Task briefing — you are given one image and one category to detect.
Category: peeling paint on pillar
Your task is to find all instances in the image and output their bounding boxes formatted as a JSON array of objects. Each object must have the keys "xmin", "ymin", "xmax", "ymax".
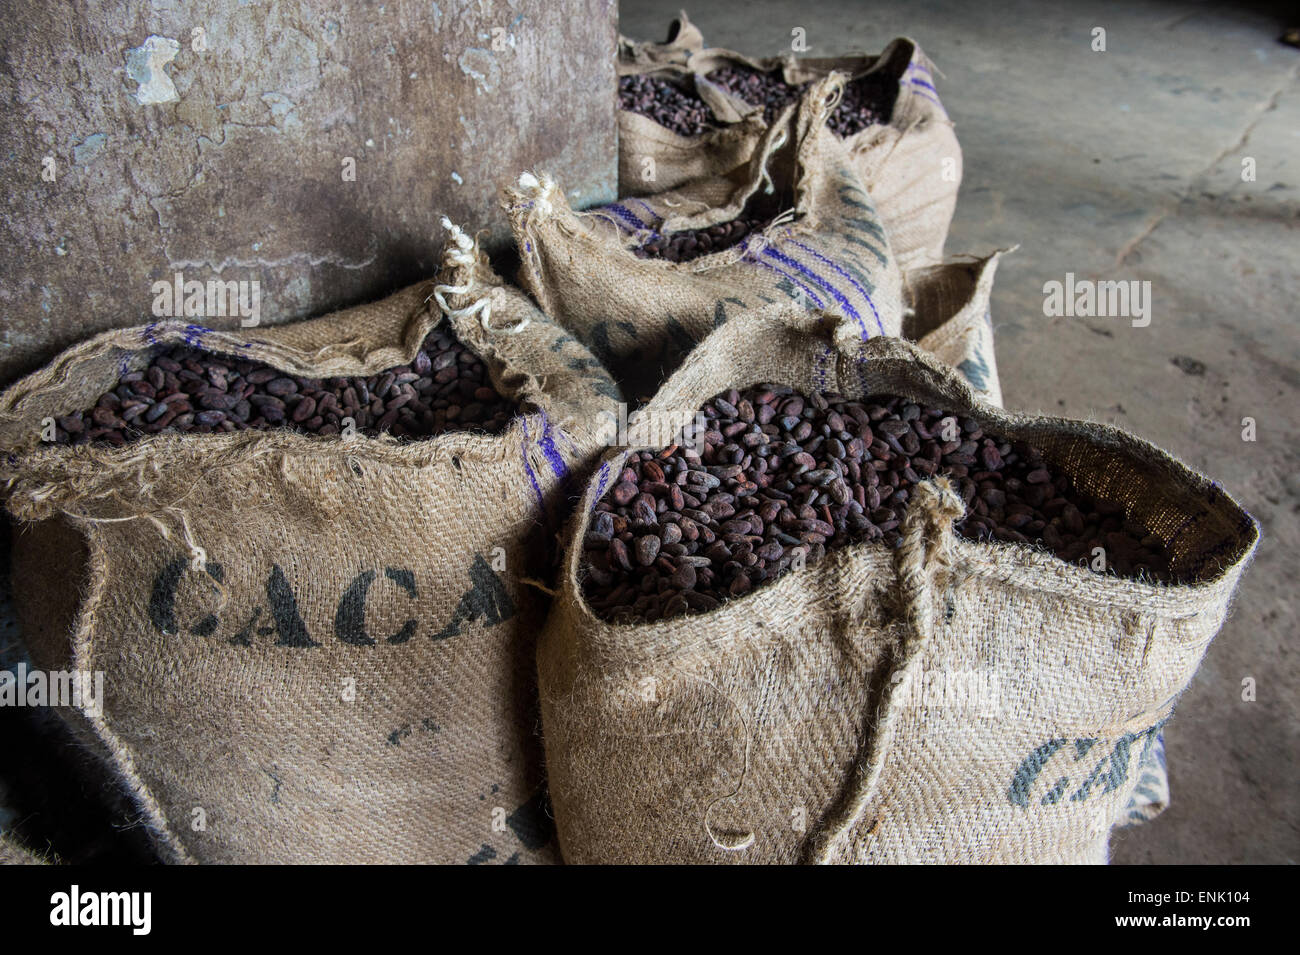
[
  {"xmin": 0, "ymin": 0, "xmax": 618, "ymax": 382},
  {"xmin": 125, "ymin": 36, "xmax": 181, "ymax": 105}
]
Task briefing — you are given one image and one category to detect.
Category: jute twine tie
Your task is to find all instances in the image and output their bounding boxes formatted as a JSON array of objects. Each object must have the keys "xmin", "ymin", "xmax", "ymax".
[{"xmin": 807, "ymin": 477, "xmax": 965, "ymax": 864}]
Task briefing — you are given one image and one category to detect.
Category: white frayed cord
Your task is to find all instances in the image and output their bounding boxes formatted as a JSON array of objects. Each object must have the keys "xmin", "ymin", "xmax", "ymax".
[
  {"xmin": 516, "ymin": 171, "xmax": 560, "ymax": 217},
  {"xmin": 737, "ymin": 207, "xmax": 799, "ymax": 263},
  {"xmin": 759, "ymin": 127, "xmax": 789, "ymax": 196},
  {"xmin": 430, "ymin": 216, "xmax": 529, "ymax": 335}
]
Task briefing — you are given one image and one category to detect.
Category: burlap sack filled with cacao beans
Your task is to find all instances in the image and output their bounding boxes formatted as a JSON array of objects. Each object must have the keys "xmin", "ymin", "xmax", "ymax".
[
  {"xmin": 537, "ymin": 310, "xmax": 1257, "ymax": 864},
  {"xmin": 511, "ymin": 75, "xmax": 904, "ymax": 393},
  {"xmin": 620, "ymin": 37, "xmax": 958, "ymax": 271},
  {"xmin": 0, "ymin": 224, "xmax": 619, "ymax": 865},
  {"xmin": 617, "ymin": 12, "xmax": 768, "ymax": 198}
]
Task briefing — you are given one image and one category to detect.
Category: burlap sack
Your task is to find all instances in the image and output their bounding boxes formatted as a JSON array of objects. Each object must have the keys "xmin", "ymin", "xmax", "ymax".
[
  {"xmin": 618, "ymin": 37, "xmax": 958, "ymax": 270},
  {"xmin": 0, "ymin": 223, "xmax": 619, "ymax": 865},
  {"xmin": 511, "ymin": 76, "xmax": 904, "ymax": 394},
  {"xmin": 903, "ymin": 252, "xmax": 1003, "ymax": 407},
  {"xmin": 616, "ymin": 10, "xmax": 705, "ymax": 76},
  {"xmin": 695, "ymin": 38, "xmax": 960, "ymax": 270},
  {"xmin": 616, "ymin": 15, "xmax": 761, "ymax": 196},
  {"xmin": 537, "ymin": 310, "xmax": 1258, "ymax": 864},
  {"xmin": 619, "ymin": 109, "xmax": 769, "ymax": 205}
]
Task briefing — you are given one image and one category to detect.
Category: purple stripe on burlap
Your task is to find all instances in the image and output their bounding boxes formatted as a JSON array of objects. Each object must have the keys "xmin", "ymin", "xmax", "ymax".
[
  {"xmin": 630, "ymin": 198, "xmax": 661, "ymax": 223},
  {"xmin": 785, "ymin": 238, "xmax": 885, "ymax": 336},
  {"xmin": 855, "ymin": 354, "xmax": 870, "ymax": 396},
  {"xmin": 815, "ymin": 345, "xmax": 833, "ymax": 391},
  {"xmin": 908, "ymin": 81, "xmax": 944, "ymax": 110},
  {"xmin": 760, "ymin": 246, "xmax": 867, "ymax": 339},
  {"xmin": 605, "ymin": 202, "xmax": 649, "ymax": 231},
  {"xmin": 751, "ymin": 257, "xmax": 827, "ymax": 308},
  {"xmin": 537, "ymin": 410, "xmax": 568, "ymax": 481},
  {"xmin": 590, "ymin": 461, "xmax": 613, "ymax": 510}
]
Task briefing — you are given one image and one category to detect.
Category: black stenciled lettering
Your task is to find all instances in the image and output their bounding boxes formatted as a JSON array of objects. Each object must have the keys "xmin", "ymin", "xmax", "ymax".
[
  {"xmin": 432, "ymin": 553, "xmax": 515, "ymax": 641},
  {"xmin": 334, "ymin": 568, "xmax": 419, "ymax": 645},
  {"xmin": 266, "ymin": 564, "xmax": 318, "ymax": 647},
  {"xmin": 148, "ymin": 554, "xmax": 224, "ymax": 636}
]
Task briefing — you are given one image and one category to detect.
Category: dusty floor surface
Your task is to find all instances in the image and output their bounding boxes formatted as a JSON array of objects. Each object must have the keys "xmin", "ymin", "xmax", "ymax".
[{"xmin": 621, "ymin": 0, "xmax": 1299, "ymax": 864}]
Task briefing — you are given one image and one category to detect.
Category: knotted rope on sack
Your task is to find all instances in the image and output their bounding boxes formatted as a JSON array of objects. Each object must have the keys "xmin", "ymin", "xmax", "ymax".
[{"xmin": 806, "ymin": 476, "xmax": 965, "ymax": 864}]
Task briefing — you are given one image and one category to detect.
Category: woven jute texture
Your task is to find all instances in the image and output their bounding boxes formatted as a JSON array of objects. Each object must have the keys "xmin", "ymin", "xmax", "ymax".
[
  {"xmin": 511, "ymin": 76, "xmax": 904, "ymax": 394},
  {"xmin": 901, "ymin": 253, "xmax": 1187, "ymax": 826},
  {"xmin": 537, "ymin": 309, "xmax": 1258, "ymax": 864},
  {"xmin": 0, "ymin": 229, "xmax": 619, "ymax": 865},
  {"xmin": 616, "ymin": 10, "xmax": 705, "ymax": 76},
  {"xmin": 619, "ymin": 37, "xmax": 959, "ymax": 270},
  {"xmin": 903, "ymin": 252, "xmax": 1004, "ymax": 407},
  {"xmin": 0, "ymin": 833, "xmax": 48, "ymax": 865}
]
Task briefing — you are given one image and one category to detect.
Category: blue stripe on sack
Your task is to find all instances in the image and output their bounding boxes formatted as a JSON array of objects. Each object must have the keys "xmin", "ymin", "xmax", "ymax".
[
  {"xmin": 630, "ymin": 198, "xmax": 661, "ymax": 223},
  {"xmin": 752, "ymin": 257, "xmax": 827, "ymax": 308},
  {"xmin": 906, "ymin": 76, "xmax": 945, "ymax": 110},
  {"xmin": 519, "ymin": 416, "xmax": 545, "ymax": 507},
  {"xmin": 837, "ymin": 192, "xmax": 873, "ymax": 212},
  {"xmin": 840, "ymin": 213, "xmax": 887, "ymax": 243},
  {"xmin": 904, "ymin": 62, "xmax": 946, "ymax": 111},
  {"xmin": 842, "ymin": 233, "xmax": 890, "ymax": 266},
  {"xmin": 854, "ymin": 354, "xmax": 870, "ymax": 396},
  {"xmin": 837, "ymin": 257, "xmax": 878, "ymax": 297},
  {"xmin": 907, "ymin": 73, "xmax": 939, "ymax": 94},
  {"xmin": 814, "ymin": 345, "xmax": 833, "ymax": 391},
  {"xmin": 184, "ymin": 324, "xmax": 219, "ymax": 347},
  {"xmin": 537, "ymin": 410, "xmax": 568, "ymax": 481},
  {"xmin": 785, "ymin": 239, "xmax": 885, "ymax": 336},
  {"xmin": 761, "ymin": 245, "xmax": 869, "ymax": 340},
  {"xmin": 605, "ymin": 202, "xmax": 649, "ymax": 231},
  {"xmin": 910, "ymin": 84, "xmax": 944, "ymax": 108},
  {"xmin": 590, "ymin": 461, "xmax": 612, "ymax": 509}
]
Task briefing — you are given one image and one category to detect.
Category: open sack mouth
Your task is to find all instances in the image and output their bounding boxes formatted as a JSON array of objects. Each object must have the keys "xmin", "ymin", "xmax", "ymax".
[
  {"xmin": 705, "ymin": 64, "xmax": 897, "ymax": 134},
  {"xmin": 29, "ymin": 325, "xmax": 518, "ymax": 451},
  {"xmin": 629, "ymin": 188, "xmax": 793, "ymax": 263},
  {"xmin": 619, "ymin": 63, "xmax": 898, "ymax": 140},
  {"xmin": 618, "ymin": 72, "xmax": 717, "ymax": 137},
  {"xmin": 579, "ymin": 384, "xmax": 1253, "ymax": 624}
]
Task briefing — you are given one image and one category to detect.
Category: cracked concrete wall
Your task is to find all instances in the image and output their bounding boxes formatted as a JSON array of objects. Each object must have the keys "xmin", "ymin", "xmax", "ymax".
[{"xmin": 0, "ymin": 0, "xmax": 617, "ymax": 383}]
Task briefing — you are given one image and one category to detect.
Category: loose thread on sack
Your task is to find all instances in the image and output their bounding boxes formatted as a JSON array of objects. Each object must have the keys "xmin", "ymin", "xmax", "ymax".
[
  {"xmin": 68, "ymin": 504, "xmax": 232, "ymax": 618},
  {"xmin": 807, "ymin": 477, "xmax": 964, "ymax": 864},
  {"xmin": 510, "ymin": 171, "xmax": 566, "ymax": 284},
  {"xmin": 758, "ymin": 126, "xmax": 791, "ymax": 196},
  {"xmin": 519, "ymin": 577, "xmax": 558, "ymax": 597},
  {"xmin": 432, "ymin": 216, "xmax": 529, "ymax": 335},
  {"xmin": 666, "ymin": 667, "xmax": 758, "ymax": 853}
]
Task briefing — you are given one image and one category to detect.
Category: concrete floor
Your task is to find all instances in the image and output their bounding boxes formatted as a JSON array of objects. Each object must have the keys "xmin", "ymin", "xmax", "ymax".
[{"xmin": 621, "ymin": 0, "xmax": 1299, "ymax": 863}]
